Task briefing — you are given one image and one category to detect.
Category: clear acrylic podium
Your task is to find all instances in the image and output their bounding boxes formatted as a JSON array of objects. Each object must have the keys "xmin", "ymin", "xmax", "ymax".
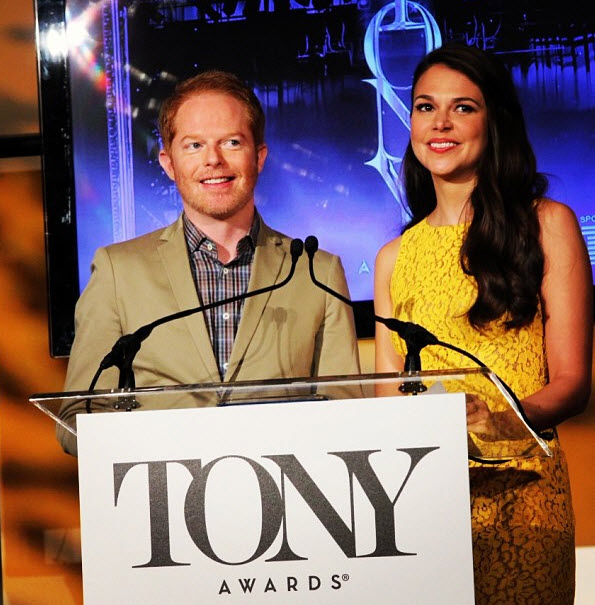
[
  {"xmin": 29, "ymin": 368, "xmax": 553, "ymax": 605},
  {"xmin": 30, "ymin": 368, "xmax": 551, "ymax": 462}
]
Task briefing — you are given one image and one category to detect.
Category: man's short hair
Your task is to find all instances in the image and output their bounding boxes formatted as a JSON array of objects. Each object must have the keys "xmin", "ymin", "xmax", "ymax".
[{"xmin": 158, "ymin": 70, "xmax": 265, "ymax": 151}]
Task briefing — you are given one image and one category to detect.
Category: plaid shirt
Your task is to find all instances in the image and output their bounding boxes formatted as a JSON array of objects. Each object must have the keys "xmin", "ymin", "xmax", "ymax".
[{"xmin": 183, "ymin": 212, "xmax": 259, "ymax": 380}]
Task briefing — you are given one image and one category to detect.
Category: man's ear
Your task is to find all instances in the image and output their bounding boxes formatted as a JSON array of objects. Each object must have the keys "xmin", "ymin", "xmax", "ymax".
[
  {"xmin": 158, "ymin": 149, "xmax": 176, "ymax": 181},
  {"xmin": 257, "ymin": 143, "xmax": 268, "ymax": 174}
]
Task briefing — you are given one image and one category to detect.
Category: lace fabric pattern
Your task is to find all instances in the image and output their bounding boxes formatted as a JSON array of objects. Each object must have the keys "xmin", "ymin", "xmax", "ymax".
[{"xmin": 389, "ymin": 218, "xmax": 575, "ymax": 604}]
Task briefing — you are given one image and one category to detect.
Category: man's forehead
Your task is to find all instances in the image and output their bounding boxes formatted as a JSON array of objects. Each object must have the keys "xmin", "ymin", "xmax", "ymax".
[
  {"xmin": 173, "ymin": 92, "xmax": 250, "ymax": 129},
  {"xmin": 178, "ymin": 90, "xmax": 247, "ymax": 114}
]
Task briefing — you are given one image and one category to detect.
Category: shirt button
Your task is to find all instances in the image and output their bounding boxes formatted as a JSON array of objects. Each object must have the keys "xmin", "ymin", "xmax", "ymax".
[
  {"xmin": 223, "ymin": 362, "xmax": 229, "ymax": 370},
  {"xmin": 222, "ymin": 267, "xmax": 229, "ymax": 275},
  {"xmin": 222, "ymin": 312, "xmax": 230, "ymax": 320},
  {"xmin": 206, "ymin": 243, "xmax": 213, "ymax": 251}
]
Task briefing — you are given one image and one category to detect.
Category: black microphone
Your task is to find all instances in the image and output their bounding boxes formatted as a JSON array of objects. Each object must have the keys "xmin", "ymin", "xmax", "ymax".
[
  {"xmin": 87, "ymin": 238, "xmax": 305, "ymax": 394},
  {"xmin": 304, "ymin": 236, "xmax": 549, "ymax": 455},
  {"xmin": 304, "ymin": 236, "xmax": 440, "ymax": 380},
  {"xmin": 303, "ymin": 235, "xmax": 501, "ymax": 396}
]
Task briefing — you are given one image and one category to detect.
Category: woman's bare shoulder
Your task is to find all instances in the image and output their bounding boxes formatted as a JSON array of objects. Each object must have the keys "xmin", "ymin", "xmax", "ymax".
[
  {"xmin": 375, "ymin": 236, "xmax": 402, "ymax": 271},
  {"xmin": 535, "ymin": 198, "xmax": 589, "ymax": 280},
  {"xmin": 535, "ymin": 198, "xmax": 580, "ymax": 231}
]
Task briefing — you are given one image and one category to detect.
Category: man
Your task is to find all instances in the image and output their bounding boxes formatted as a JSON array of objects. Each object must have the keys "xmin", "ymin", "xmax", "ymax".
[{"xmin": 58, "ymin": 70, "xmax": 360, "ymax": 455}]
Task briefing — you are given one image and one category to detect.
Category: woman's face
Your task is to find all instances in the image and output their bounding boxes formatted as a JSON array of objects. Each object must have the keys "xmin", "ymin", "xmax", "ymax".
[{"xmin": 410, "ymin": 64, "xmax": 488, "ymax": 186}]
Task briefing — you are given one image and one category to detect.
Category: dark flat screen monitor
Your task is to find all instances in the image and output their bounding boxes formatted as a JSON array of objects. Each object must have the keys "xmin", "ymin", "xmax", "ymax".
[{"xmin": 36, "ymin": 0, "xmax": 595, "ymax": 356}]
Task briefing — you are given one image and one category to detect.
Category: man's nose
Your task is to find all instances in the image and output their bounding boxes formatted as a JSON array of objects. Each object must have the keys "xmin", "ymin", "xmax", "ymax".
[{"xmin": 204, "ymin": 143, "xmax": 223, "ymax": 166}]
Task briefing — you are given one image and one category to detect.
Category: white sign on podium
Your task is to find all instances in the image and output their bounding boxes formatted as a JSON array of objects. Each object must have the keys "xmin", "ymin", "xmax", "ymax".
[{"xmin": 77, "ymin": 394, "xmax": 474, "ymax": 604}]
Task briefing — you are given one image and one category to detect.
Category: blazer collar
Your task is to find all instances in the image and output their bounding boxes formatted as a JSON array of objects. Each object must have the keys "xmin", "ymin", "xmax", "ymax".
[
  {"xmin": 225, "ymin": 218, "xmax": 286, "ymax": 381},
  {"xmin": 157, "ymin": 216, "xmax": 220, "ymax": 382},
  {"xmin": 156, "ymin": 215, "xmax": 287, "ymax": 384}
]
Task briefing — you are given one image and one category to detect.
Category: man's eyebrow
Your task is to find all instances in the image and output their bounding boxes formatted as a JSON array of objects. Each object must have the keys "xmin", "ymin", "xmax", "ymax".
[{"xmin": 179, "ymin": 132, "xmax": 247, "ymax": 140}]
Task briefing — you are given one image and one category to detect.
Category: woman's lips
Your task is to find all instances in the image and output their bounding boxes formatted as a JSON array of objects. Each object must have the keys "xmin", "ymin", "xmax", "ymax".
[{"xmin": 428, "ymin": 140, "xmax": 458, "ymax": 153}]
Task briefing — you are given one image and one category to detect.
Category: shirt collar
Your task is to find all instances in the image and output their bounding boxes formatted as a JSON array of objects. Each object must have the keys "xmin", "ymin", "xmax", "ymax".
[{"xmin": 183, "ymin": 210, "xmax": 260, "ymax": 257}]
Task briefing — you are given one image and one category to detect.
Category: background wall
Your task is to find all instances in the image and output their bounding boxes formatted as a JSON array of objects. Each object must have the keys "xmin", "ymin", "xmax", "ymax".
[
  {"xmin": 0, "ymin": 3, "xmax": 593, "ymax": 604},
  {"xmin": 0, "ymin": 4, "xmax": 82, "ymax": 604}
]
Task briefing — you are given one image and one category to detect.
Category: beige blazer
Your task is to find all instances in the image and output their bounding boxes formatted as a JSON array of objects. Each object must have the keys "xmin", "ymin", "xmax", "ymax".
[{"xmin": 58, "ymin": 215, "xmax": 360, "ymax": 454}]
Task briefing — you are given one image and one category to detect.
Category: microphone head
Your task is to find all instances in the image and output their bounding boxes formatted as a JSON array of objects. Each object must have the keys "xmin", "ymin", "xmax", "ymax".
[
  {"xmin": 290, "ymin": 238, "xmax": 304, "ymax": 260},
  {"xmin": 304, "ymin": 235, "xmax": 319, "ymax": 258}
]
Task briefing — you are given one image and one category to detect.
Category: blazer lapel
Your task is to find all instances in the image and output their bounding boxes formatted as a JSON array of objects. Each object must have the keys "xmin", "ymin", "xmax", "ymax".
[
  {"xmin": 157, "ymin": 217, "xmax": 220, "ymax": 382},
  {"xmin": 225, "ymin": 221, "xmax": 285, "ymax": 381}
]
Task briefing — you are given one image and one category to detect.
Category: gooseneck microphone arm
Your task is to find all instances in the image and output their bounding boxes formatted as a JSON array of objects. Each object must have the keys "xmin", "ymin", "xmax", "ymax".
[
  {"xmin": 304, "ymin": 235, "xmax": 447, "ymax": 374},
  {"xmin": 305, "ymin": 235, "xmax": 549, "ymax": 455},
  {"xmin": 88, "ymin": 238, "xmax": 305, "ymax": 392},
  {"xmin": 303, "ymin": 235, "xmax": 531, "ymax": 408}
]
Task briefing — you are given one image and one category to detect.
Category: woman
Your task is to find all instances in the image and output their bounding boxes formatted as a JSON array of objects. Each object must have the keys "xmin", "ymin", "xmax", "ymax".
[{"xmin": 374, "ymin": 43, "xmax": 592, "ymax": 604}]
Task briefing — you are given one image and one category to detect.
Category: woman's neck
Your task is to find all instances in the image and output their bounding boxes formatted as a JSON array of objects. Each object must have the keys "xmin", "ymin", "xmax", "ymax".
[{"xmin": 429, "ymin": 178, "xmax": 475, "ymax": 226}]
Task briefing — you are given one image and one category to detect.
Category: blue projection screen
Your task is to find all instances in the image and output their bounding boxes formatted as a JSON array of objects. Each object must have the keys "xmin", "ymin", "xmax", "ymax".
[{"xmin": 40, "ymin": 0, "xmax": 595, "ymax": 355}]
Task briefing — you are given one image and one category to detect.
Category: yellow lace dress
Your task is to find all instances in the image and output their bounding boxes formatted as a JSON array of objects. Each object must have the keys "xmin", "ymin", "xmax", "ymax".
[{"xmin": 389, "ymin": 218, "xmax": 575, "ymax": 605}]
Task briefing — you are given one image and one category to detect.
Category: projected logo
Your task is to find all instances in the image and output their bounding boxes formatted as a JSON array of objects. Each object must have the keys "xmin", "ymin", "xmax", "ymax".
[{"xmin": 364, "ymin": 1, "xmax": 441, "ymax": 223}]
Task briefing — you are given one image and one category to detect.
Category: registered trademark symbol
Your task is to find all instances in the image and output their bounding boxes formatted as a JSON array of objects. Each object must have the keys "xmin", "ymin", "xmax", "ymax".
[{"xmin": 342, "ymin": 574, "xmax": 350, "ymax": 582}]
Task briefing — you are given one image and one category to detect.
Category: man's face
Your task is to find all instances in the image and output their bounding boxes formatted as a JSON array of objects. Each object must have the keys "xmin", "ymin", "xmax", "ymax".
[{"xmin": 159, "ymin": 91, "xmax": 267, "ymax": 223}]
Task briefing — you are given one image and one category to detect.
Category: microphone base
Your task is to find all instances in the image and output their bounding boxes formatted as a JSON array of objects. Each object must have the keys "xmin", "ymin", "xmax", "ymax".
[{"xmin": 398, "ymin": 379, "xmax": 428, "ymax": 394}]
